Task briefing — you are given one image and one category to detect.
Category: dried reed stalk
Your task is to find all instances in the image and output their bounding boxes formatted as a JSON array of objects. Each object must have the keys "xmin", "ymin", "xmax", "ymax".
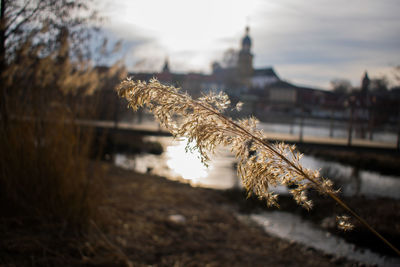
[{"xmin": 117, "ymin": 78, "xmax": 400, "ymax": 256}]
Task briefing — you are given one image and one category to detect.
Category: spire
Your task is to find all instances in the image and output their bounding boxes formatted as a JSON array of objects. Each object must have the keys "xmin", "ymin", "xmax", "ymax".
[
  {"xmin": 162, "ymin": 57, "xmax": 170, "ymax": 73},
  {"xmin": 241, "ymin": 26, "xmax": 252, "ymax": 52},
  {"xmin": 361, "ymin": 71, "xmax": 370, "ymax": 93},
  {"xmin": 238, "ymin": 26, "xmax": 254, "ymax": 86}
]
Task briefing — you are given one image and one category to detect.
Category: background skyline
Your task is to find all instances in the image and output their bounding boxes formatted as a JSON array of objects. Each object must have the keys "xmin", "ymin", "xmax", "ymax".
[{"xmin": 97, "ymin": 0, "xmax": 400, "ymax": 90}]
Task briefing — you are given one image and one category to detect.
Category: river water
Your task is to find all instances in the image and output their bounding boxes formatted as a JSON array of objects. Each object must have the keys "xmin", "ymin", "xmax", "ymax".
[
  {"xmin": 115, "ymin": 136, "xmax": 400, "ymax": 199},
  {"xmin": 114, "ymin": 135, "xmax": 400, "ymax": 266}
]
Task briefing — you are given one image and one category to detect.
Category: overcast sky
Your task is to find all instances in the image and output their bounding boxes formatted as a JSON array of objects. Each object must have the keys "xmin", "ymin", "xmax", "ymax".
[{"xmin": 97, "ymin": 0, "xmax": 400, "ymax": 89}]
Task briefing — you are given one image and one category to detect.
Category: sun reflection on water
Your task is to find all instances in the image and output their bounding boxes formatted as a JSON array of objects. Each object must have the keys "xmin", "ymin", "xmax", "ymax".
[{"xmin": 166, "ymin": 139, "xmax": 210, "ymax": 184}]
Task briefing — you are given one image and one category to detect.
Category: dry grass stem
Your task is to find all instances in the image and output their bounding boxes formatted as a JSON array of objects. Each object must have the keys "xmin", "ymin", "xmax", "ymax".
[{"xmin": 116, "ymin": 78, "xmax": 400, "ymax": 256}]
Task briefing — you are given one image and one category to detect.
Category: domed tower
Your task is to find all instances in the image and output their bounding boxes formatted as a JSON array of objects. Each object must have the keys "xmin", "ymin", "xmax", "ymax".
[
  {"xmin": 237, "ymin": 26, "xmax": 254, "ymax": 85},
  {"xmin": 241, "ymin": 26, "xmax": 252, "ymax": 53}
]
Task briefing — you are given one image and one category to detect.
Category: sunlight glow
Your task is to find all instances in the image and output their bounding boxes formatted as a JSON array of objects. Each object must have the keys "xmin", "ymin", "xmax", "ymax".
[
  {"xmin": 166, "ymin": 139, "xmax": 209, "ymax": 183},
  {"xmin": 116, "ymin": 0, "xmax": 260, "ymax": 48},
  {"xmin": 104, "ymin": 0, "xmax": 263, "ymax": 72}
]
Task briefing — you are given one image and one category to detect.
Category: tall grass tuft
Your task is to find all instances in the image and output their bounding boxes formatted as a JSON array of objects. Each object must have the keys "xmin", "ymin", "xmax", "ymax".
[
  {"xmin": 0, "ymin": 34, "xmax": 104, "ymax": 233},
  {"xmin": 0, "ymin": 111, "xmax": 101, "ymax": 231},
  {"xmin": 117, "ymin": 78, "xmax": 400, "ymax": 256}
]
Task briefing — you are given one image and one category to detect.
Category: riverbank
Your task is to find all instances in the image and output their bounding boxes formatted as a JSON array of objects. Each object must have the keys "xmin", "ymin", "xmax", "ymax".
[
  {"xmin": 99, "ymin": 163, "xmax": 356, "ymax": 266},
  {"xmin": 1, "ymin": 162, "xmax": 357, "ymax": 266},
  {"xmin": 223, "ymin": 188, "xmax": 400, "ymax": 259},
  {"xmin": 302, "ymin": 147, "xmax": 400, "ymax": 177}
]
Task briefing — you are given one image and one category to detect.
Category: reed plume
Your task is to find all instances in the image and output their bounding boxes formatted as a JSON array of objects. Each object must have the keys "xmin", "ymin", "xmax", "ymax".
[{"xmin": 117, "ymin": 78, "xmax": 399, "ymax": 256}]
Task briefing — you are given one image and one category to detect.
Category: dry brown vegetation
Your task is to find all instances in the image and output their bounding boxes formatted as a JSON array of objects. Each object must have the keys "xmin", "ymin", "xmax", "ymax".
[
  {"xmin": 0, "ymin": 24, "xmax": 105, "ymax": 223},
  {"xmin": 0, "ymin": 1, "xmax": 126, "ymax": 264},
  {"xmin": 0, "ymin": 34, "xmax": 107, "ymax": 266}
]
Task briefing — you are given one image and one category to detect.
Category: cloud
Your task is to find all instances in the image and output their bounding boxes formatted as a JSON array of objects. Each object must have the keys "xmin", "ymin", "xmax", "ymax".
[
  {"xmin": 96, "ymin": 0, "xmax": 400, "ymax": 89},
  {"xmin": 250, "ymin": 0, "xmax": 400, "ymax": 88}
]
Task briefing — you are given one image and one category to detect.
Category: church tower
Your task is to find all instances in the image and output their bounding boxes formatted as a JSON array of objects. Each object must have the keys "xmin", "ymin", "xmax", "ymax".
[{"xmin": 237, "ymin": 26, "xmax": 254, "ymax": 85}]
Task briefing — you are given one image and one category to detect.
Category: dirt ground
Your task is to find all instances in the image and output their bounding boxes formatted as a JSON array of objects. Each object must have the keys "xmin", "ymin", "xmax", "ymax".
[
  {"xmin": 97, "ymin": 163, "xmax": 358, "ymax": 266},
  {"xmin": 3, "ymin": 162, "xmax": 398, "ymax": 266}
]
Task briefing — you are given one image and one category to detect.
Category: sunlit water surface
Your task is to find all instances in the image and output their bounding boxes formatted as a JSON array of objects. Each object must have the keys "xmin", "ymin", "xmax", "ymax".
[
  {"xmin": 115, "ymin": 137, "xmax": 237, "ymax": 189},
  {"xmin": 116, "ymin": 136, "xmax": 400, "ymax": 199}
]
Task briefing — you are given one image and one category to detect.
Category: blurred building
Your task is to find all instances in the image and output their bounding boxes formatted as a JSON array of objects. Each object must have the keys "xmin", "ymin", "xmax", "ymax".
[
  {"xmin": 136, "ymin": 27, "xmax": 339, "ymax": 120},
  {"xmin": 125, "ymin": 27, "xmax": 399, "ymax": 125}
]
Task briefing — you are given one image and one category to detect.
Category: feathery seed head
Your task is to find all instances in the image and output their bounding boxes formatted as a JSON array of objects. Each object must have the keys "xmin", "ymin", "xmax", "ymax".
[{"xmin": 116, "ymin": 78, "xmax": 338, "ymax": 210}]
